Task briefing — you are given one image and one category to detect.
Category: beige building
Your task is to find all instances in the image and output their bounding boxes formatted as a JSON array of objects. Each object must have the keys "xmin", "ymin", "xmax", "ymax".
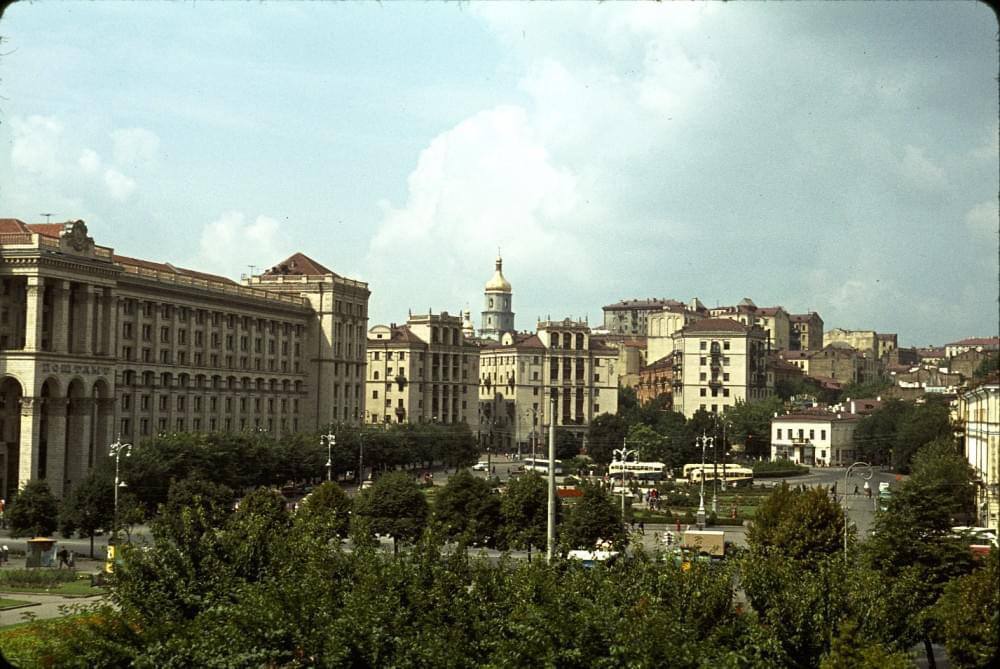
[
  {"xmin": 945, "ymin": 337, "xmax": 1000, "ymax": 359},
  {"xmin": 957, "ymin": 379, "xmax": 999, "ymax": 532},
  {"xmin": 789, "ymin": 312, "xmax": 824, "ymax": 351},
  {"xmin": 771, "ymin": 411, "xmax": 859, "ymax": 466},
  {"xmin": 807, "ymin": 344, "xmax": 862, "ymax": 385},
  {"xmin": 876, "ymin": 333, "xmax": 898, "ymax": 360},
  {"xmin": 603, "ymin": 298, "xmax": 696, "ymax": 336},
  {"xmin": 636, "ymin": 355, "xmax": 673, "ymax": 406},
  {"xmin": 824, "ymin": 328, "xmax": 878, "ymax": 357},
  {"xmin": 0, "ymin": 218, "xmax": 368, "ymax": 498},
  {"xmin": 478, "ymin": 319, "xmax": 619, "ymax": 455},
  {"xmin": 366, "ymin": 312, "xmax": 479, "ymax": 428},
  {"xmin": 645, "ymin": 300, "xmax": 706, "ymax": 364},
  {"xmin": 670, "ymin": 318, "xmax": 771, "ymax": 418}
]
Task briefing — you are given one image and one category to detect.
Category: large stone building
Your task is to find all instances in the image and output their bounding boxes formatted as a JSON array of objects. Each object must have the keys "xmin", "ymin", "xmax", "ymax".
[
  {"xmin": 0, "ymin": 218, "xmax": 368, "ymax": 499},
  {"xmin": 478, "ymin": 319, "xmax": 619, "ymax": 455},
  {"xmin": 602, "ymin": 298, "xmax": 692, "ymax": 336},
  {"xmin": 957, "ymin": 377, "xmax": 999, "ymax": 532},
  {"xmin": 945, "ymin": 336, "xmax": 1000, "ymax": 359},
  {"xmin": 645, "ymin": 299, "xmax": 707, "ymax": 363},
  {"xmin": 789, "ymin": 312, "xmax": 824, "ymax": 351},
  {"xmin": 479, "ymin": 256, "xmax": 514, "ymax": 340},
  {"xmin": 365, "ymin": 312, "xmax": 480, "ymax": 428},
  {"xmin": 770, "ymin": 410, "xmax": 859, "ymax": 466},
  {"xmin": 670, "ymin": 318, "xmax": 770, "ymax": 418},
  {"xmin": 823, "ymin": 328, "xmax": 878, "ymax": 357},
  {"xmin": 636, "ymin": 355, "xmax": 673, "ymax": 406},
  {"xmin": 709, "ymin": 299, "xmax": 791, "ymax": 352}
]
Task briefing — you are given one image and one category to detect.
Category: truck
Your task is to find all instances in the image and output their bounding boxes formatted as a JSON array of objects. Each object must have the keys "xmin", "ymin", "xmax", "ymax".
[{"xmin": 679, "ymin": 530, "xmax": 726, "ymax": 558}]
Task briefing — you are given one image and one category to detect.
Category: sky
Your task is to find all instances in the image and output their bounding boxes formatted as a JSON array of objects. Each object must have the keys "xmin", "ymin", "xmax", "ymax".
[{"xmin": 0, "ymin": 1, "xmax": 997, "ymax": 347}]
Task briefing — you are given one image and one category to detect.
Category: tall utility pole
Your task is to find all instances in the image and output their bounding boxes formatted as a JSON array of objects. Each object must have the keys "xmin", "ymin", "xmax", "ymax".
[
  {"xmin": 697, "ymin": 432, "xmax": 712, "ymax": 530},
  {"xmin": 712, "ymin": 423, "xmax": 719, "ymax": 514},
  {"xmin": 546, "ymin": 388, "xmax": 557, "ymax": 562}
]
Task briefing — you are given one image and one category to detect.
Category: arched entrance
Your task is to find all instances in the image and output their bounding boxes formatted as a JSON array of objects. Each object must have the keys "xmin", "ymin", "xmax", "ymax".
[{"xmin": 0, "ymin": 377, "xmax": 24, "ymax": 499}]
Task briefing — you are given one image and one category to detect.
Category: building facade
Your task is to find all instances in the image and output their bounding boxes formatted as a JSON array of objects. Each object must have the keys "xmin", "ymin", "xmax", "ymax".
[
  {"xmin": 603, "ymin": 298, "xmax": 694, "ymax": 336},
  {"xmin": 670, "ymin": 318, "xmax": 770, "ymax": 418},
  {"xmin": 958, "ymin": 379, "xmax": 999, "ymax": 532},
  {"xmin": 478, "ymin": 319, "xmax": 619, "ymax": 455},
  {"xmin": 645, "ymin": 300, "xmax": 706, "ymax": 364},
  {"xmin": 479, "ymin": 256, "xmax": 514, "ymax": 340},
  {"xmin": 823, "ymin": 328, "xmax": 879, "ymax": 357},
  {"xmin": 789, "ymin": 312, "xmax": 824, "ymax": 351},
  {"xmin": 945, "ymin": 337, "xmax": 1000, "ymax": 359},
  {"xmin": 770, "ymin": 411, "xmax": 859, "ymax": 466},
  {"xmin": 366, "ymin": 312, "xmax": 480, "ymax": 428},
  {"xmin": 0, "ymin": 218, "xmax": 368, "ymax": 498},
  {"xmin": 636, "ymin": 355, "xmax": 673, "ymax": 406}
]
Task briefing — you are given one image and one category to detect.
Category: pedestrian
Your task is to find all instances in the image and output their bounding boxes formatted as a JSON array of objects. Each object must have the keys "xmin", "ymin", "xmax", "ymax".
[
  {"xmin": 68, "ymin": 550, "xmax": 75, "ymax": 569},
  {"xmin": 675, "ymin": 519, "xmax": 681, "ymax": 533},
  {"xmin": 639, "ymin": 521, "xmax": 645, "ymax": 535},
  {"xmin": 854, "ymin": 484, "xmax": 859, "ymax": 495},
  {"xmin": 1, "ymin": 544, "xmax": 7, "ymax": 565},
  {"xmin": 57, "ymin": 547, "xmax": 69, "ymax": 569}
]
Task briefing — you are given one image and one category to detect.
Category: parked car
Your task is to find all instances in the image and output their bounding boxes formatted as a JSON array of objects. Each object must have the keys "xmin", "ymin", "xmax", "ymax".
[{"xmin": 472, "ymin": 462, "xmax": 489, "ymax": 471}]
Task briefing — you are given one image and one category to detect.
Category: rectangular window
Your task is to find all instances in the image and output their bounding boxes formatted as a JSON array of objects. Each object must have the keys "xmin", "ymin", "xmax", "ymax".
[
  {"xmin": 777, "ymin": 428, "xmax": 782, "ymax": 439},
  {"xmin": 821, "ymin": 429, "xmax": 827, "ymax": 440},
  {"xmin": 700, "ymin": 341, "xmax": 707, "ymax": 350}
]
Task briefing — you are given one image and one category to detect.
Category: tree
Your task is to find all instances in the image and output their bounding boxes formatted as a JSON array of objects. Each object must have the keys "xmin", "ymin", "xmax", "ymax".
[
  {"xmin": 158, "ymin": 475, "xmax": 235, "ymax": 540},
  {"xmin": 724, "ymin": 396, "xmax": 784, "ymax": 459},
  {"xmin": 224, "ymin": 487, "xmax": 291, "ymax": 583},
  {"xmin": 930, "ymin": 548, "xmax": 1000, "ymax": 669},
  {"xmin": 555, "ymin": 429, "xmax": 582, "ymax": 460},
  {"xmin": 432, "ymin": 470, "xmax": 501, "ymax": 547},
  {"xmin": 972, "ymin": 353, "xmax": 999, "ymax": 379},
  {"xmin": 586, "ymin": 413, "xmax": 627, "ymax": 465},
  {"xmin": 8, "ymin": 479, "xmax": 58, "ymax": 537},
  {"xmin": 295, "ymin": 481, "xmax": 352, "ymax": 541},
  {"xmin": 820, "ymin": 620, "xmax": 911, "ymax": 669},
  {"xmin": 864, "ymin": 438, "xmax": 977, "ymax": 666},
  {"xmin": 559, "ymin": 481, "xmax": 627, "ymax": 551},
  {"xmin": 853, "ymin": 398, "xmax": 952, "ymax": 472},
  {"xmin": 353, "ymin": 471, "xmax": 429, "ymax": 548},
  {"xmin": 500, "ymin": 472, "xmax": 554, "ymax": 554},
  {"xmin": 746, "ymin": 483, "xmax": 846, "ymax": 562},
  {"xmin": 59, "ymin": 470, "xmax": 115, "ymax": 557}
]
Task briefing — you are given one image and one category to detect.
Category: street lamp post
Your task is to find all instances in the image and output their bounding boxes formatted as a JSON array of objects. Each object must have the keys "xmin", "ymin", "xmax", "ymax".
[
  {"xmin": 843, "ymin": 461, "xmax": 873, "ymax": 562},
  {"xmin": 322, "ymin": 431, "xmax": 335, "ymax": 482},
  {"xmin": 109, "ymin": 437, "xmax": 132, "ymax": 546},
  {"xmin": 546, "ymin": 388, "xmax": 557, "ymax": 563},
  {"xmin": 613, "ymin": 440, "xmax": 638, "ymax": 525},
  {"xmin": 696, "ymin": 433, "xmax": 713, "ymax": 530}
]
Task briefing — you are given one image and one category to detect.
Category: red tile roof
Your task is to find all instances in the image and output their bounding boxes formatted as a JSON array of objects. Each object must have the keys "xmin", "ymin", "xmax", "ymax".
[
  {"xmin": 947, "ymin": 337, "xmax": 1000, "ymax": 347},
  {"xmin": 0, "ymin": 218, "xmax": 29, "ymax": 234},
  {"xmin": 263, "ymin": 252, "xmax": 337, "ymax": 277},
  {"xmin": 681, "ymin": 318, "xmax": 749, "ymax": 333},
  {"xmin": 25, "ymin": 223, "xmax": 66, "ymax": 238},
  {"xmin": 113, "ymin": 254, "xmax": 237, "ymax": 285}
]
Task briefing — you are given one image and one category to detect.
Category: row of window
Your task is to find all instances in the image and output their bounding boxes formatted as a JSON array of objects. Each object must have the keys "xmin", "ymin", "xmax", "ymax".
[
  {"xmin": 121, "ymin": 300, "xmax": 305, "ymax": 335},
  {"xmin": 776, "ymin": 427, "xmax": 828, "ymax": 441},
  {"xmin": 120, "ymin": 346, "xmax": 301, "ymax": 373},
  {"xmin": 119, "ymin": 370, "xmax": 303, "ymax": 393},
  {"xmin": 121, "ymin": 393, "xmax": 300, "ymax": 414},
  {"xmin": 120, "ymin": 416, "xmax": 297, "ymax": 437},
  {"xmin": 121, "ymin": 323, "xmax": 302, "ymax": 355}
]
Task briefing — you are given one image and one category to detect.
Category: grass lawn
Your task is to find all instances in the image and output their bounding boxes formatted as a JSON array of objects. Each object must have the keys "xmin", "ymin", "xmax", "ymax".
[
  {"xmin": 0, "ymin": 597, "xmax": 34, "ymax": 610},
  {"xmin": 0, "ymin": 580, "xmax": 106, "ymax": 598}
]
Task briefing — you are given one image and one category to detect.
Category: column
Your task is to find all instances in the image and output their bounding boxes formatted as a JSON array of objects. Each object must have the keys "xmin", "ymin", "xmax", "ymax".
[
  {"xmin": 105, "ymin": 292, "xmax": 119, "ymax": 359},
  {"xmin": 92, "ymin": 289, "xmax": 105, "ymax": 356},
  {"xmin": 23, "ymin": 277, "xmax": 45, "ymax": 352},
  {"xmin": 17, "ymin": 397, "xmax": 42, "ymax": 489},
  {"xmin": 44, "ymin": 398, "xmax": 68, "ymax": 498},
  {"xmin": 96, "ymin": 398, "xmax": 115, "ymax": 455},
  {"xmin": 52, "ymin": 281, "xmax": 71, "ymax": 354},
  {"xmin": 78, "ymin": 285, "xmax": 95, "ymax": 356}
]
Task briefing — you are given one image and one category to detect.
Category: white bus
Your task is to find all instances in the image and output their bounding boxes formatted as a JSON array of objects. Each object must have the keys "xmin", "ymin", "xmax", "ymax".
[
  {"xmin": 523, "ymin": 458, "xmax": 563, "ymax": 475},
  {"xmin": 608, "ymin": 461, "xmax": 669, "ymax": 482},
  {"xmin": 685, "ymin": 464, "xmax": 754, "ymax": 488}
]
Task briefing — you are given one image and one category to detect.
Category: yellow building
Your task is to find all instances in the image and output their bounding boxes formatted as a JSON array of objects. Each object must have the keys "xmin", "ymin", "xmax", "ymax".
[
  {"xmin": 366, "ymin": 312, "xmax": 480, "ymax": 428},
  {"xmin": 0, "ymin": 218, "xmax": 368, "ymax": 498},
  {"xmin": 670, "ymin": 318, "xmax": 771, "ymax": 418},
  {"xmin": 478, "ymin": 319, "xmax": 619, "ymax": 455},
  {"xmin": 958, "ymin": 379, "xmax": 999, "ymax": 532},
  {"xmin": 790, "ymin": 312, "xmax": 824, "ymax": 351}
]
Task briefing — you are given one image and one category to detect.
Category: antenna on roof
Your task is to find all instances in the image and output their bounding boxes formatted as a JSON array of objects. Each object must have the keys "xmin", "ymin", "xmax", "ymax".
[
  {"xmin": 247, "ymin": 264, "xmax": 256, "ymax": 277},
  {"xmin": 40, "ymin": 213, "xmax": 54, "ymax": 224}
]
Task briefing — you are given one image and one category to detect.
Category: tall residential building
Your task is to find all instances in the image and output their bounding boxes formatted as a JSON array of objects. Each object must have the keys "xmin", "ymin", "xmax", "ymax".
[
  {"xmin": 709, "ymin": 299, "xmax": 791, "ymax": 352},
  {"xmin": 957, "ymin": 378, "xmax": 999, "ymax": 532},
  {"xmin": 366, "ymin": 312, "xmax": 479, "ymax": 428},
  {"xmin": 789, "ymin": 312, "xmax": 824, "ymax": 351},
  {"xmin": 645, "ymin": 299, "xmax": 707, "ymax": 363},
  {"xmin": 670, "ymin": 318, "xmax": 770, "ymax": 418},
  {"xmin": 478, "ymin": 319, "xmax": 618, "ymax": 455},
  {"xmin": 0, "ymin": 218, "xmax": 368, "ymax": 498},
  {"xmin": 823, "ymin": 328, "xmax": 879, "ymax": 357},
  {"xmin": 479, "ymin": 256, "xmax": 514, "ymax": 340},
  {"xmin": 603, "ymin": 298, "xmax": 695, "ymax": 336}
]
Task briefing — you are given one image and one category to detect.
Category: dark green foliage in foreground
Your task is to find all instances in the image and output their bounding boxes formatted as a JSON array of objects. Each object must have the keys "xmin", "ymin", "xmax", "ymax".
[{"xmin": 7, "ymin": 479, "xmax": 58, "ymax": 538}]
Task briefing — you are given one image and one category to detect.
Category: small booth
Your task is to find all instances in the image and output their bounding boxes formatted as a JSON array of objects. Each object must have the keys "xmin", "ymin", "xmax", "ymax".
[{"xmin": 25, "ymin": 537, "xmax": 57, "ymax": 568}]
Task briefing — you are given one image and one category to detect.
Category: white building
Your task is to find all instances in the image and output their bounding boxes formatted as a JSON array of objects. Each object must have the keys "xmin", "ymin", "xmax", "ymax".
[
  {"xmin": 770, "ymin": 411, "xmax": 860, "ymax": 466},
  {"xmin": 958, "ymin": 380, "xmax": 999, "ymax": 532}
]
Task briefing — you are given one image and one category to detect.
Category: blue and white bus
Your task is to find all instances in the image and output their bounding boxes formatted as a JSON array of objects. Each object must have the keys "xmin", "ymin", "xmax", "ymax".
[{"xmin": 523, "ymin": 458, "xmax": 563, "ymax": 475}]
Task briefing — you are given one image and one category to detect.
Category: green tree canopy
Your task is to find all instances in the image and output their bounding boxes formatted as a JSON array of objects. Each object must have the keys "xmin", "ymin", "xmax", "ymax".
[
  {"xmin": 59, "ymin": 470, "xmax": 115, "ymax": 557},
  {"xmin": 586, "ymin": 413, "xmax": 627, "ymax": 465},
  {"xmin": 930, "ymin": 548, "xmax": 1000, "ymax": 669},
  {"xmin": 746, "ymin": 482, "xmax": 846, "ymax": 562},
  {"xmin": 8, "ymin": 479, "xmax": 58, "ymax": 538},
  {"xmin": 500, "ymin": 472, "xmax": 556, "ymax": 552},
  {"xmin": 559, "ymin": 481, "xmax": 627, "ymax": 551},
  {"xmin": 353, "ymin": 471, "xmax": 429, "ymax": 546},
  {"xmin": 972, "ymin": 353, "xmax": 999, "ymax": 379},
  {"xmin": 295, "ymin": 481, "xmax": 352, "ymax": 541},
  {"xmin": 432, "ymin": 469, "xmax": 501, "ymax": 547}
]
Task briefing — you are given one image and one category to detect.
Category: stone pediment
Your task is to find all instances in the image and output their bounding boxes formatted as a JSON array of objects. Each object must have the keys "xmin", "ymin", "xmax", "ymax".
[{"xmin": 58, "ymin": 220, "xmax": 96, "ymax": 257}]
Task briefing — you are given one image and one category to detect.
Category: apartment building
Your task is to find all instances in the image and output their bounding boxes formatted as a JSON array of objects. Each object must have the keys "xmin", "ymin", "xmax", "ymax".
[
  {"xmin": 478, "ymin": 319, "xmax": 619, "ymax": 454},
  {"xmin": 670, "ymin": 318, "xmax": 770, "ymax": 418},
  {"xmin": 603, "ymin": 298, "xmax": 692, "ymax": 336},
  {"xmin": 957, "ymin": 378, "xmax": 999, "ymax": 532},
  {"xmin": 636, "ymin": 355, "xmax": 673, "ymax": 406},
  {"xmin": 945, "ymin": 337, "xmax": 1000, "ymax": 359},
  {"xmin": 365, "ymin": 312, "xmax": 479, "ymax": 428},
  {"xmin": 789, "ymin": 312, "xmax": 824, "ymax": 351},
  {"xmin": 645, "ymin": 299, "xmax": 707, "ymax": 363},
  {"xmin": 823, "ymin": 328, "xmax": 878, "ymax": 357},
  {"xmin": 0, "ymin": 218, "xmax": 368, "ymax": 498}
]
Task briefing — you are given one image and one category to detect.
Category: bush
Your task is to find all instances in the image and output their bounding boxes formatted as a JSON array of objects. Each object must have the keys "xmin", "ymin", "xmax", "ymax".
[
  {"xmin": 753, "ymin": 459, "xmax": 808, "ymax": 478},
  {"xmin": 0, "ymin": 569, "xmax": 81, "ymax": 588}
]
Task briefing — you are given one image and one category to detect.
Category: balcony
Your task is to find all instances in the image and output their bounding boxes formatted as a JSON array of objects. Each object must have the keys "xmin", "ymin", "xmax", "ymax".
[
  {"xmin": 395, "ymin": 406, "xmax": 406, "ymax": 418},
  {"xmin": 790, "ymin": 437, "xmax": 810, "ymax": 445}
]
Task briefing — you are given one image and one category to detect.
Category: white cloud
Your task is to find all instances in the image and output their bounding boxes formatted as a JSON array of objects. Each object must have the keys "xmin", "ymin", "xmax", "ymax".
[
  {"xmin": 78, "ymin": 148, "xmax": 102, "ymax": 174},
  {"xmin": 195, "ymin": 212, "xmax": 293, "ymax": 279},
  {"xmin": 965, "ymin": 201, "xmax": 998, "ymax": 238},
  {"xmin": 11, "ymin": 115, "xmax": 64, "ymax": 178},
  {"xmin": 111, "ymin": 127, "xmax": 160, "ymax": 167},
  {"xmin": 103, "ymin": 168, "xmax": 136, "ymax": 201},
  {"xmin": 898, "ymin": 144, "xmax": 946, "ymax": 190}
]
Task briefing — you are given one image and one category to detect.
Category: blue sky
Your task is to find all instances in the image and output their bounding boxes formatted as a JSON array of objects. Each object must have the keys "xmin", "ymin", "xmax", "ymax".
[{"xmin": 1, "ymin": 1, "xmax": 996, "ymax": 347}]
